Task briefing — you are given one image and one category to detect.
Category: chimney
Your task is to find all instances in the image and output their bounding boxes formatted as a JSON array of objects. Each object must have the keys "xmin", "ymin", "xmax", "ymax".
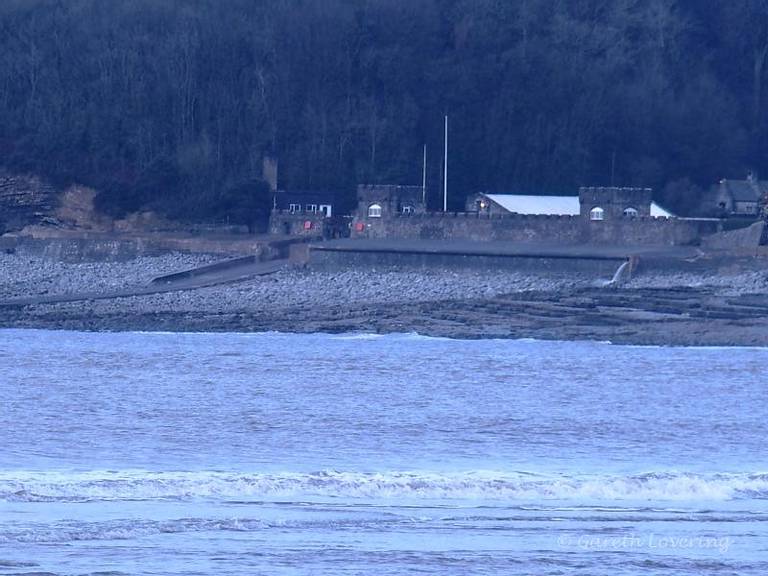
[{"xmin": 262, "ymin": 156, "xmax": 278, "ymax": 192}]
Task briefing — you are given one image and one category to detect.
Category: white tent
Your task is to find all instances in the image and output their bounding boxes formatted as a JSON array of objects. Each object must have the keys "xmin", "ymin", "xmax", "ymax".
[
  {"xmin": 650, "ymin": 202, "xmax": 674, "ymax": 218},
  {"xmin": 485, "ymin": 194, "xmax": 580, "ymax": 215},
  {"xmin": 483, "ymin": 194, "xmax": 676, "ymax": 218}
]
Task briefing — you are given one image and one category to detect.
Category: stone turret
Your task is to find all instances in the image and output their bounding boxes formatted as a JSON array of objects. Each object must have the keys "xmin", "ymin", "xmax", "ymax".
[
  {"xmin": 579, "ymin": 187, "xmax": 653, "ymax": 220},
  {"xmin": 356, "ymin": 185, "xmax": 426, "ymax": 219}
]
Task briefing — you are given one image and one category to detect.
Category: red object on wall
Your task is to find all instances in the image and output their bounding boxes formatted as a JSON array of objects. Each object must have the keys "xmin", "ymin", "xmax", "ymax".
[
  {"xmin": 304, "ymin": 220, "xmax": 312, "ymax": 230},
  {"xmin": 355, "ymin": 222, "xmax": 365, "ymax": 231}
]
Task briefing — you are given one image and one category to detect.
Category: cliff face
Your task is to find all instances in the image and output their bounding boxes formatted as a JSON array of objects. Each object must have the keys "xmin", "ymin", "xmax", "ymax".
[{"xmin": 0, "ymin": 170, "xmax": 56, "ymax": 233}]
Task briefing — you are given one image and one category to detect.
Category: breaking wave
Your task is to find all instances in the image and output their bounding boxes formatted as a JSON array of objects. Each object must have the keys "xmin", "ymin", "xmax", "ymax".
[
  {"xmin": 1, "ymin": 470, "xmax": 767, "ymax": 503},
  {"xmin": 330, "ymin": 333, "xmax": 386, "ymax": 340}
]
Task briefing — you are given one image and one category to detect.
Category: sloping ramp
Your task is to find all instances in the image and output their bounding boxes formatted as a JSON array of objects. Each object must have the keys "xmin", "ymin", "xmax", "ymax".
[
  {"xmin": 149, "ymin": 256, "xmax": 286, "ymax": 289},
  {"xmin": 0, "ymin": 258, "xmax": 288, "ymax": 307}
]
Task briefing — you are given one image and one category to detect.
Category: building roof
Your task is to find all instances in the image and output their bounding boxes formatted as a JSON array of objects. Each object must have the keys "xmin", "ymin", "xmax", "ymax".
[
  {"xmin": 650, "ymin": 203, "xmax": 675, "ymax": 218},
  {"xmin": 485, "ymin": 194, "xmax": 580, "ymax": 215},
  {"xmin": 722, "ymin": 180, "xmax": 766, "ymax": 203},
  {"xmin": 483, "ymin": 193, "xmax": 676, "ymax": 218},
  {"xmin": 276, "ymin": 189, "xmax": 340, "ymax": 199}
]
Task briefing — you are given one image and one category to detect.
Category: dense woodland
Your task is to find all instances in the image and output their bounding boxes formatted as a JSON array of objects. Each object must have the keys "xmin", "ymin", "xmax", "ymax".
[{"xmin": 1, "ymin": 0, "xmax": 768, "ymax": 222}]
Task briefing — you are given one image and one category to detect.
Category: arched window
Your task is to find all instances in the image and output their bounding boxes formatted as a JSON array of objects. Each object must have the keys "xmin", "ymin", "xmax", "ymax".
[
  {"xmin": 401, "ymin": 205, "xmax": 414, "ymax": 214},
  {"xmin": 623, "ymin": 207, "xmax": 638, "ymax": 218},
  {"xmin": 590, "ymin": 206, "xmax": 605, "ymax": 221},
  {"xmin": 368, "ymin": 203, "xmax": 383, "ymax": 218}
]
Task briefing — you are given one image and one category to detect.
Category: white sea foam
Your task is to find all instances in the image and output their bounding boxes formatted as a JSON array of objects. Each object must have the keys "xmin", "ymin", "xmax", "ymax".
[
  {"xmin": 1, "ymin": 470, "xmax": 766, "ymax": 503},
  {"xmin": 330, "ymin": 333, "xmax": 385, "ymax": 340},
  {"xmin": 0, "ymin": 517, "xmax": 266, "ymax": 543},
  {"xmin": 331, "ymin": 332, "xmax": 452, "ymax": 342}
]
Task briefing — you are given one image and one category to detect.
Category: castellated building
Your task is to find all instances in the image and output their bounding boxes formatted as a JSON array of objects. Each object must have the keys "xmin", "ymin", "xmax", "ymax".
[
  {"xmin": 268, "ymin": 182, "xmax": 719, "ymax": 246},
  {"xmin": 578, "ymin": 187, "xmax": 654, "ymax": 220},
  {"xmin": 356, "ymin": 185, "xmax": 427, "ymax": 219},
  {"xmin": 465, "ymin": 187, "xmax": 671, "ymax": 220},
  {"xmin": 351, "ymin": 185, "xmax": 718, "ymax": 246}
]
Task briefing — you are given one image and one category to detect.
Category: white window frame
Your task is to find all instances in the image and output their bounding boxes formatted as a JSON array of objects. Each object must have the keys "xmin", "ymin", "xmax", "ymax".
[
  {"xmin": 319, "ymin": 204, "xmax": 332, "ymax": 217},
  {"xmin": 368, "ymin": 203, "xmax": 383, "ymax": 218},
  {"xmin": 289, "ymin": 203, "xmax": 301, "ymax": 213},
  {"xmin": 402, "ymin": 205, "xmax": 414, "ymax": 214},
  {"xmin": 590, "ymin": 206, "xmax": 605, "ymax": 221},
  {"xmin": 305, "ymin": 204, "xmax": 317, "ymax": 213},
  {"xmin": 623, "ymin": 207, "xmax": 638, "ymax": 218}
]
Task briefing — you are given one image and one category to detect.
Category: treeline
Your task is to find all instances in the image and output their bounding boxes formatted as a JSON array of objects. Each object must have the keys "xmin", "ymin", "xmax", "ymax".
[{"xmin": 1, "ymin": 0, "xmax": 767, "ymax": 220}]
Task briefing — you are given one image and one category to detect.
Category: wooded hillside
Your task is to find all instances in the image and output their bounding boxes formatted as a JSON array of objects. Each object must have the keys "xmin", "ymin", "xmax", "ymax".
[{"xmin": 1, "ymin": 0, "xmax": 766, "ymax": 219}]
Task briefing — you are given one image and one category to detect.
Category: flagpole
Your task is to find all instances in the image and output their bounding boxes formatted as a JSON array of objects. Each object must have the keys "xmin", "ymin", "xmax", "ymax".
[
  {"xmin": 422, "ymin": 144, "xmax": 427, "ymax": 207},
  {"xmin": 443, "ymin": 115, "xmax": 448, "ymax": 212}
]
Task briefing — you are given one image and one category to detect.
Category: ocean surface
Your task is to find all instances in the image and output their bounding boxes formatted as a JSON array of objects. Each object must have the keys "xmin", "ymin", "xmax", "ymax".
[{"xmin": 1, "ymin": 329, "xmax": 767, "ymax": 575}]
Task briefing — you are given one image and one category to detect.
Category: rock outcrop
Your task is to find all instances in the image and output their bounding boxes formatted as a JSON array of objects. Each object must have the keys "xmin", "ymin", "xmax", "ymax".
[{"xmin": 0, "ymin": 170, "xmax": 57, "ymax": 233}]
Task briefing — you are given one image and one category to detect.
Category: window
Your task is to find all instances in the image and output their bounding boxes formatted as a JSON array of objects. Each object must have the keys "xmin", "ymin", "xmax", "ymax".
[
  {"xmin": 590, "ymin": 206, "xmax": 605, "ymax": 221},
  {"xmin": 368, "ymin": 203, "xmax": 383, "ymax": 218},
  {"xmin": 289, "ymin": 203, "xmax": 301, "ymax": 213},
  {"xmin": 402, "ymin": 205, "xmax": 414, "ymax": 214},
  {"xmin": 305, "ymin": 204, "xmax": 317, "ymax": 213},
  {"xmin": 623, "ymin": 207, "xmax": 638, "ymax": 218},
  {"xmin": 319, "ymin": 204, "xmax": 332, "ymax": 217}
]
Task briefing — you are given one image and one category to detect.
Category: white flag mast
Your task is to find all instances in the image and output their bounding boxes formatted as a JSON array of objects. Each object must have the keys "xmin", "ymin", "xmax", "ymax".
[
  {"xmin": 443, "ymin": 115, "xmax": 448, "ymax": 212},
  {"xmin": 422, "ymin": 144, "xmax": 427, "ymax": 206}
]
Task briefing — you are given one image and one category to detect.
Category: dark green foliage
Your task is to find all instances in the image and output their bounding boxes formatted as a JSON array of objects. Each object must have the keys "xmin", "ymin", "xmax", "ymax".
[
  {"xmin": 212, "ymin": 178, "xmax": 272, "ymax": 234},
  {"xmin": 0, "ymin": 0, "xmax": 765, "ymax": 218},
  {"xmin": 94, "ymin": 157, "xmax": 181, "ymax": 218}
]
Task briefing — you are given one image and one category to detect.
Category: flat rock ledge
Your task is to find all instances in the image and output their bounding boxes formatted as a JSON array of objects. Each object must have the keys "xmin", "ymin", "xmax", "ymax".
[
  {"xmin": 2, "ymin": 284, "xmax": 768, "ymax": 347},
  {"xmin": 2, "ymin": 252, "xmax": 768, "ymax": 346}
]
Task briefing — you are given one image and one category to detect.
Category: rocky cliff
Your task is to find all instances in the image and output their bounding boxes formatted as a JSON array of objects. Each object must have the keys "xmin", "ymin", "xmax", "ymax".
[{"xmin": 0, "ymin": 170, "xmax": 57, "ymax": 233}]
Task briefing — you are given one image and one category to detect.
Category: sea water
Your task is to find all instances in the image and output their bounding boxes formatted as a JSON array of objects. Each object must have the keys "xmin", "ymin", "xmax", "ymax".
[{"xmin": 0, "ymin": 329, "xmax": 766, "ymax": 575}]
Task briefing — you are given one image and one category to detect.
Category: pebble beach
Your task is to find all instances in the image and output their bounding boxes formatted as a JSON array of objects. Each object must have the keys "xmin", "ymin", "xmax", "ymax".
[{"xmin": 2, "ymin": 248, "xmax": 768, "ymax": 346}]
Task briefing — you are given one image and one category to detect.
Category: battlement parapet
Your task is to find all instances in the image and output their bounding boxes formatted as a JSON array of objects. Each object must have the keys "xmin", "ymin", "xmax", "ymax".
[
  {"xmin": 352, "ymin": 208, "xmax": 708, "ymax": 246},
  {"xmin": 578, "ymin": 186, "xmax": 653, "ymax": 195},
  {"xmin": 389, "ymin": 211, "xmax": 581, "ymax": 222}
]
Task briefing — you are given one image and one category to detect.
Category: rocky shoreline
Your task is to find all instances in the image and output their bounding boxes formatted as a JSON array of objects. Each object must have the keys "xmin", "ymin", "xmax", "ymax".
[
  {"xmin": 0, "ymin": 250, "xmax": 220, "ymax": 299},
  {"xmin": 2, "ymin": 249, "xmax": 768, "ymax": 346}
]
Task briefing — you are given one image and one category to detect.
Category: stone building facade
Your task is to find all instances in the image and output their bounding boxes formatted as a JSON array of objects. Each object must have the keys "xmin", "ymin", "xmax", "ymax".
[
  {"xmin": 272, "ymin": 190, "xmax": 343, "ymax": 217},
  {"xmin": 466, "ymin": 187, "xmax": 668, "ymax": 220},
  {"xmin": 268, "ymin": 210, "xmax": 350, "ymax": 239},
  {"xmin": 714, "ymin": 174, "xmax": 768, "ymax": 216},
  {"xmin": 352, "ymin": 186, "xmax": 716, "ymax": 246},
  {"xmin": 269, "ymin": 188, "xmax": 351, "ymax": 239},
  {"xmin": 356, "ymin": 185, "xmax": 426, "ymax": 218},
  {"xmin": 578, "ymin": 187, "xmax": 653, "ymax": 220}
]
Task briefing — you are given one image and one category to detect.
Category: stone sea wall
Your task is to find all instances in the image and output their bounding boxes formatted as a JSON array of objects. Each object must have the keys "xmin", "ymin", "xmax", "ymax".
[
  {"xmin": 268, "ymin": 211, "xmax": 326, "ymax": 237},
  {"xmin": 309, "ymin": 248, "xmax": 625, "ymax": 276},
  {"xmin": 269, "ymin": 210, "xmax": 351, "ymax": 239},
  {"xmin": 353, "ymin": 212, "xmax": 719, "ymax": 246},
  {"xmin": 701, "ymin": 221, "xmax": 765, "ymax": 251},
  {"xmin": 0, "ymin": 234, "xmax": 283, "ymax": 262}
]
